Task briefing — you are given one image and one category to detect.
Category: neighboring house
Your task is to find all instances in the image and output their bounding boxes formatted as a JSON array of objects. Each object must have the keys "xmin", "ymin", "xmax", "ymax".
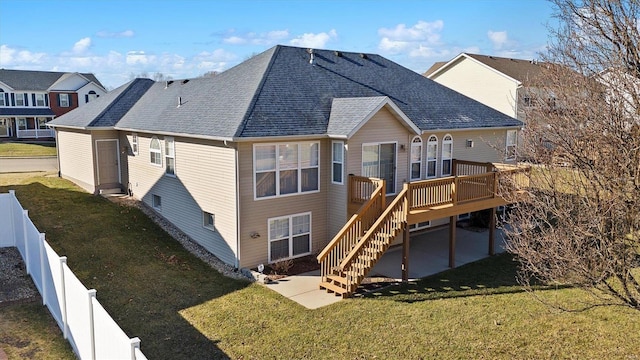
[
  {"xmin": 49, "ymin": 45, "xmax": 526, "ymax": 296},
  {"xmin": 424, "ymin": 53, "xmax": 548, "ymax": 122},
  {"xmin": 0, "ymin": 69, "xmax": 106, "ymax": 139}
]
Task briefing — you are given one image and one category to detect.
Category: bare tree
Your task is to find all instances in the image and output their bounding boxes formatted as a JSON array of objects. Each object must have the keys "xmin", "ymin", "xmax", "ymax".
[{"xmin": 505, "ymin": 0, "xmax": 640, "ymax": 310}]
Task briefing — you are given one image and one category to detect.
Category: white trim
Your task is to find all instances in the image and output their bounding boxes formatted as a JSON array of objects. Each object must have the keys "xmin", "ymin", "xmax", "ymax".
[
  {"xmin": 253, "ymin": 141, "xmax": 321, "ymax": 200},
  {"xmin": 427, "ymin": 53, "xmax": 523, "ymax": 85},
  {"xmin": 267, "ymin": 212, "xmax": 312, "ymax": 263},
  {"xmin": 203, "ymin": 211, "xmax": 215, "ymax": 231},
  {"xmin": 344, "ymin": 97, "xmax": 421, "ymax": 139},
  {"xmin": 94, "ymin": 139, "xmax": 121, "ymax": 185},
  {"xmin": 441, "ymin": 134, "xmax": 453, "ymax": 176},
  {"xmin": 410, "ymin": 136, "xmax": 422, "ymax": 181},
  {"xmin": 131, "ymin": 133, "xmax": 139, "ymax": 155},
  {"xmin": 164, "ymin": 136, "xmax": 176, "ymax": 176},
  {"xmin": 426, "ymin": 134, "xmax": 438, "ymax": 178},
  {"xmin": 362, "ymin": 141, "xmax": 398, "ymax": 195},
  {"xmin": 149, "ymin": 136, "xmax": 162, "ymax": 167},
  {"xmin": 331, "ymin": 140, "xmax": 344, "ymax": 185}
]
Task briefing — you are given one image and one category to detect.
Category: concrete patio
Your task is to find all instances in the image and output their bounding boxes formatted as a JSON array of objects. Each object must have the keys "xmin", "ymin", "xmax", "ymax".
[{"xmin": 260, "ymin": 226, "xmax": 507, "ymax": 309}]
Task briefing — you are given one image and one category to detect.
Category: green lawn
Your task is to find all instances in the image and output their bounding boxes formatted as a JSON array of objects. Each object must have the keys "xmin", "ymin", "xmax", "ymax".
[
  {"xmin": 0, "ymin": 142, "xmax": 57, "ymax": 157},
  {"xmin": 1, "ymin": 174, "xmax": 639, "ymax": 359}
]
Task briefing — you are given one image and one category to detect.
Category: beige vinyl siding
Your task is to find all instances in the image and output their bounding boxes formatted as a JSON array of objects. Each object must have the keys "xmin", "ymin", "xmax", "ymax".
[
  {"xmin": 128, "ymin": 133, "xmax": 239, "ymax": 266},
  {"xmin": 431, "ymin": 57, "xmax": 518, "ymax": 118},
  {"xmin": 238, "ymin": 139, "xmax": 328, "ymax": 269},
  {"xmin": 91, "ymin": 130, "xmax": 121, "ymax": 191},
  {"xmin": 56, "ymin": 129, "xmax": 96, "ymax": 193},
  {"xmin": 346, "ymin": 107, "xmax": 412, "ymax": 193},
  {"xmin": 328, "ymin": 141, "xmax": 347, "ymax": 239}
]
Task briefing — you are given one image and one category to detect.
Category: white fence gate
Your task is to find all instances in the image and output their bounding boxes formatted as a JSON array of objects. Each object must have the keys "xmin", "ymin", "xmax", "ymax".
[{"xmin": 0, "ymin": 191, "xmax": 148, "ymax": 360}]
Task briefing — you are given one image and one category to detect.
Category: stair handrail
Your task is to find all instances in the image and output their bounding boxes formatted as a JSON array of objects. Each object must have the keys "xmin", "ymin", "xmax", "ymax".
[
  {"xmin": 340, "ymin": 183, "xmax": 409, "ymax": 271},
  {"xmin": 317, "ymin": 177, "xmax": 386, "ymax": 280}
]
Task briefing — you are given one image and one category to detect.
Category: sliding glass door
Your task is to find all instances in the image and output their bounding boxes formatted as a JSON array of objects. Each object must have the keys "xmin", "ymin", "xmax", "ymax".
[{"xmin": 362, "ymin": 142, "xmax": 396, "ymax": 194}]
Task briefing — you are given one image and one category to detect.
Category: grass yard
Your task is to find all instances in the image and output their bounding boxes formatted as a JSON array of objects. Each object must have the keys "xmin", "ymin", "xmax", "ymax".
[
  {"xmin": 0, "ymin": 142, "xmax": 57, "ymax": 157},
  {"xmin": 0, "ymin": 302, "xmax": 75, "ymax": 359},
  {"xmin": 1, "ymin": 174, "xmax": 639, "ymax": 359}
]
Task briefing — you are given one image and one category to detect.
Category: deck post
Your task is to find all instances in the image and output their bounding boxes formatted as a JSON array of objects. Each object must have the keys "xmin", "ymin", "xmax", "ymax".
[
  {"xmin": 489, "ymin": 207, "xmax": 496, "ymax": 255},
  {"xmin": 448, "ymin": 216, "xmax": 456, "ymax": 268},
  {"xmin": 402, "ymin": 223, "xmax": 409, "ymax": 282}
]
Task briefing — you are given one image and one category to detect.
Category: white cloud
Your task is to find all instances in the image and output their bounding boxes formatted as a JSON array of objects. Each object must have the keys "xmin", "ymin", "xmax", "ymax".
[
  {"xmin": 126, "ymin": 50, "xmax": 154, "ymax": 65},
  {"xmin": 488, "ymin": 30, "xmax": 509, "ymax": 49},
  {"xmin": 72, "ymin": 37, "xmax": 92, "ymax": 54},
  {"xmin": 0, "ymin": 44, "xmax": 47, "ymax": 66},
  {"xmin": 289, "ymin": 29, "xmax": 337, "ymax": 48},
  {"xmin": 378, "ymin": 20, "xmax": 444, "ymax": 55},
  {"xmin": 223, "ymin": 29, "xmax": 289, "ymax": 45},
  {"xmin": 96, "ymin": 30, "xmax": 135, "ymax": 38}
]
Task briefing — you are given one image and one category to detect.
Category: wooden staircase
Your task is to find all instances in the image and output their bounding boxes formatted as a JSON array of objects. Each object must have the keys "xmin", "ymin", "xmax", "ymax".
[{"xmin": 317, "ymin": 178, "xmax": 409, "ymax": 297}]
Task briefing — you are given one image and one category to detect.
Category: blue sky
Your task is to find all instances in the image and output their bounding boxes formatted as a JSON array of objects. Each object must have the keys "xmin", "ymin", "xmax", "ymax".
[{"xmin": 0, "ymin": 0, "xmax": 556, "ymax": 89}]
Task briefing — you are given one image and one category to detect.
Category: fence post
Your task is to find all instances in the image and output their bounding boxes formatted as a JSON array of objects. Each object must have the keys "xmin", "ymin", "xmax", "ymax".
[
  {"xmin": 60, "ymin": 256, "xmax": 69, "ymax": 340},
  {"xmin": 22, "ymin": 210, "xmax": 29, "ymax": 274},
  {"xmin": 88, "ymin": 289, "xmax": 97, "ymax": 360},
  {"xmin": 130, "ymin": 337, "xmax": 141, "ymax": 360},
  {"xmin": 9, "ymin": 190, "xmax": 16, "ymax": 247},
  {"xmin": 39, "ymin": 233, "xmax": 46, "ymax": 306}
]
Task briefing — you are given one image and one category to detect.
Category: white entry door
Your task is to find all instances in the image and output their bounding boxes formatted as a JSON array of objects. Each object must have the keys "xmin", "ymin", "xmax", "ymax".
[{"xmin": 95, "ymin": 140, "xmax": 120, "ymax": 185}]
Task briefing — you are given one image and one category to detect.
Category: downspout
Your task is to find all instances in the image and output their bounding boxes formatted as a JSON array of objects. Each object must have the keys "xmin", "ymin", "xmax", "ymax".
[
  {"xmin": 54, "ymin": 129, "xmax": 61, "ymax": 177},
  {"xmin": 224, "ymin": 139, "xmax": 241, "ymax": 269}
]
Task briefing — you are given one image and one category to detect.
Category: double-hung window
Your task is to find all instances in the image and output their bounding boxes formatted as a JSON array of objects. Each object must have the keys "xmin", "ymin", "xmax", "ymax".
[
  {"xmin": 0, "ymin": 90, "xmax": 5, "ymax": 106},
  {"xmin": 35, "ymin": 94, "xmax": 45, "ymax": 106},
  {"xmin": 441, "ymin": 134, "xmax": 453, "ymax": 176},
  {"xmin": 59, "ymin": 94, "xmax": 69, "ymax": 107},
  {"xmin": 254, "ymin": 142, "xmax": 319, "ymax": 199},
  {"xmin": 268, "ymin": 212, "xmax": 311, "ymax": 262},
  {"xmin": 131, "ymin": 134, "xmax": 138, "ymax": 155},
  {"xmin": 15, "ymin": 93, "xmax": 26, "ymax": 106},
  {"xmin": 165, "ymin": 137, "xmax": 175, "ymax": 175},
  {"xmin": 37, "ymin": 117, "xmax": 48, "ymax": 129},
  {"xmin": 426, "ymin": 135, "xmax": 438, "ymax": 178},
  {"xmin": 332, "ymin": 141, "xmax": 344, "ymax": 184},
  {"xmin": 17, "ymin": 118, "xmax": 27, "ymax": 130},
  {"xmin": 410, "ymin": 136, "xmax": 422, "ymax": 181},
  {"xmin": 150, "ymin": 136, "xmax": 162, "ymax": 166},
  {"xmin": 506, "ymin": 130, "xmax": 517, "ymax": 160}
]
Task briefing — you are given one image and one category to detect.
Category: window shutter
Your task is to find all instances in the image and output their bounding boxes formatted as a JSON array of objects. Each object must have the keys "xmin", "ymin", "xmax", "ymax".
[
  {"xmin": 24, "ymin": 93, "xmax": 28, "ymax": 106},
  {"xmin": 57, "ymin": 94, "xmax": 61, "ymax": 106},
  {"xmin": 4, "ymin": 93, "xmax": 8, "ymax": 106},
  {"xmin": 10, "ymin": 93, "xmax": 15, "ymax": 106},
  {"xmin": 85, "ymin": 94, "xmax": 89, "ymax": 103},
  {"xmin": 45, "ymin": 94, "xmax": 49, "ymax": 107},
  {"xmin": 69, "ymin": 95, "xmax": 73, "ymax": 107},
  {"xmin": 32, "ymin": 94, "xmax": 36, "ymax": 106}
]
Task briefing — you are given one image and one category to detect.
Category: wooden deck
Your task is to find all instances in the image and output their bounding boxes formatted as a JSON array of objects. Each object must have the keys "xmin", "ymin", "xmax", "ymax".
[{"xmin": 317, "ymin": 159, "xmax": 530, "ymax": 297}]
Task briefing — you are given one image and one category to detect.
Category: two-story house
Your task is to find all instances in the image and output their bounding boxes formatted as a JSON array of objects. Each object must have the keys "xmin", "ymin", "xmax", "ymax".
[
  {"xmin": 0, "ymin": 69, "xmax": 106, "ymax": 139},
  {"xmin": 49, "ymin": 45, "xmax": 528, "ymax": 296}
]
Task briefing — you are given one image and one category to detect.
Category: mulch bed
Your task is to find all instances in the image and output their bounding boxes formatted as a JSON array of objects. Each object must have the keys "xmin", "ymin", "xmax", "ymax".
[{"xmin": 0, "ymin": 247, "xmax": 39, "ymax": 307}]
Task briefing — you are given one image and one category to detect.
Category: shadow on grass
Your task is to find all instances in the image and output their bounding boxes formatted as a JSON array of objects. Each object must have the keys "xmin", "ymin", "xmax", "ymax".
[
  {"xmin": 1, "ymin": 180, "xmax": 250, "ymax": 360},
  {"xmin": 361, "ymin": 252, "xmax": 570, "ymax": 303}
]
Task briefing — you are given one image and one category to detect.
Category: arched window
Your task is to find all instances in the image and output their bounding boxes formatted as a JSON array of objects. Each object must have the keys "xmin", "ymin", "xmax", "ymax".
[
  {"xmin": 150, "ymin": 136, "xmax": 162, "ymax": 166},
  {"xmin": 426, "ymin": 135, "xmax": 438, "ymax": 178},
  {"xmin": 442, "ymin": 134, "xmax": 453, "ymax": 176},
  {"xmin": 410, "ymin": 136, "xmax": 422, "ymax": 181},
  {"xmin": 86, "ymin": 90, "xmax": 98, "ymax": 103}
]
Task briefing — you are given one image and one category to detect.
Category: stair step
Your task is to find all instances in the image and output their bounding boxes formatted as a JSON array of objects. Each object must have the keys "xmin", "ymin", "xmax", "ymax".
[
  {"xmin": 319, "ymin": 281, "xmax": 349, "ymax": 297},
  {"xmin": 327, "ymin": 274, "xmax": 348, "ymax": 286}
]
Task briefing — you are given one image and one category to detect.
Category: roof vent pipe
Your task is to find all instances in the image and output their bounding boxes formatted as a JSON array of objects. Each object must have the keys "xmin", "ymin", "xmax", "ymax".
[
  {"xmin": 177, "ymin": 96, "xmax": 182, "ymax": 108},
  {"xmin": 308, "ymin": 48, "xmax": 315, "ymax": 66}
]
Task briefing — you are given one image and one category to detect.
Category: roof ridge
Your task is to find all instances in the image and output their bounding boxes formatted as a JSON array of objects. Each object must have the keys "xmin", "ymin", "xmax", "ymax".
[
  {"xmin": 87, "ymin": 78, "xmax": 153, "ymax": 127},
  {"xmin": 233, "ymin": 45, "xmax": 281, "ymax": 137}
]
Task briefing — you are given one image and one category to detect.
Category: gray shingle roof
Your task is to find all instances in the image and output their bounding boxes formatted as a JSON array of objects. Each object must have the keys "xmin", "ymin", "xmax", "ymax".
[
  {"xmin": 0, "ymin": 69, "xmax": 105, "ymax": 91},
  {"xmin": 0, "ymin": 108, "xmax": 55, "ymax": 116},
  {"xmin": 327, "ymin": 97, "xmax": 419, "ymax": 137},
  {"xmin": 53, "ymin": 45, "xmax": 523, "ymax": 139},
  {"xmin": 48, "ymin": 78, "xmax": 154, "ymax": 128},
  {"xmin": 465, "ymin": 54, "xmax": 547, "ymax": 84}
]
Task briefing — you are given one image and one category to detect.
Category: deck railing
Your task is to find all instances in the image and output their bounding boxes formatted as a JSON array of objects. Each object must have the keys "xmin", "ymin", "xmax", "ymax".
[
  {"xmin": 453, "ymin": 159, "xmax": 494, "ymax": 176},
  {"xmin": 338, "ymin": 184, "xmax": 409, "ymax": 292},
  {"xmin": 317, "ymin": 176, "xmax": 386, "ymax": 283}
]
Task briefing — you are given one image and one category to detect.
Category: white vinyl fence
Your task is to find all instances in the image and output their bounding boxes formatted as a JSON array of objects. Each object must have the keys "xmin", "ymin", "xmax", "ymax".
[{"xmin": 0, "ymin": 191, "xmax": 148, "ymax": 360}]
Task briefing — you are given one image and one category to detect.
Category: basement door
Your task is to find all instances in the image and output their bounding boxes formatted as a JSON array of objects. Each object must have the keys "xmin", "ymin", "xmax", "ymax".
[{"xmin": 95, "ymin": 139, "xmax": 121, "ymax": 185}]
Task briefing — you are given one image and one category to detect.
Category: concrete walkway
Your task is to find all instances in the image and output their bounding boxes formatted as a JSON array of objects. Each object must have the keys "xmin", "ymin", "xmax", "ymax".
[{"xmin": 259, "ymin": 226, "xmax": 506, "ymax": 309}]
